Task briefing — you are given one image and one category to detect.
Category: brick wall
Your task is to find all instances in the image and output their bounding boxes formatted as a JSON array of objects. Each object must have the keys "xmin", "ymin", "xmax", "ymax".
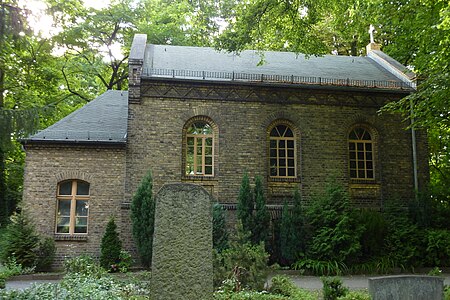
[
  {"xmin": 125, "ymin": 80, "xmax": 428, "ymax": 209},
  {"xmin": 22, "ymin": 144, "xmax": 127, "ymax": 268}
]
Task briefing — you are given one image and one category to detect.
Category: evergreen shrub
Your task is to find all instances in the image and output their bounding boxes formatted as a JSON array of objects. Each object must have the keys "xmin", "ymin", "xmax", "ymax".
[
  {"xmin": 100, "ymin": 217, "xmax": 122, "ymax": 271},
  {"xmin": 252, "ymin": 176, "xmax": 270, "ymax": 245},
  {"xmin": 322, "ymin": 277, "xmax": 348, "ymax": 300},
  {"xmin": 236, "ymin": 173, "xmax": 254, "ymax": 238},
  {"xmin": 213, "ymin": 203, "xmax": 229, "ymax": 253},
  {"xmin": 131, "ymin": 170, "xmax": 155, "ymax": 268},
  {"xmin": 0, "ymin": 211, "xmax": 54, "ymax": 270},
  {"xmin": 214, "ymin": 221, "xmax": 269, "ymax": 291}
]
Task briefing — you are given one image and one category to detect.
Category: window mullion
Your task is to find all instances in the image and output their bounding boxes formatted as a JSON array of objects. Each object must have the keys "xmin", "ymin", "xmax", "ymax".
[
  {"xmin": 202, "ymin": 137, "xmax": 206, "ymax": 175},
  {"xmin": 69, "ymin": 181, "xmax": 77, "ymax": 235}
]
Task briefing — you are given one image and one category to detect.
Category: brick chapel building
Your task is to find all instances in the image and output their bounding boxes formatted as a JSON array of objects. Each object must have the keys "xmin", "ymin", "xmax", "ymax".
[{"xmin": 21, "ymin": 34, "xmax": 428, "ymax": 266}]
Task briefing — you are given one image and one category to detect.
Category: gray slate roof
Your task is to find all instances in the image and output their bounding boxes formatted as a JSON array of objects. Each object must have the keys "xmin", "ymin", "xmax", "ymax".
[
  {"xmin": 24, "ymin": 90, "xmax": 128, "ymax": 144},
  {"xmin": 142, "ymin": 44, "xmax": 414, "ymax": 90}
]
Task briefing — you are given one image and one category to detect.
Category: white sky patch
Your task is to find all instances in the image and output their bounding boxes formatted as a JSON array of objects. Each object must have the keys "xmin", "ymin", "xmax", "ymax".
[{"xmin": 19, "ymin": 0, "xmax": 59, "ymax": 38}]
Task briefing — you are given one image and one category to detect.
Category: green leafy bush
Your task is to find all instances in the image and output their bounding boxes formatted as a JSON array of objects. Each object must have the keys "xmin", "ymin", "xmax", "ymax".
[
  {"xmin": 34, "ymin": 236, "xmax": 56, "ymax": 272},
  {"xmin": 100, "ymin": 217, "xmax": 122, "ymax": 272},
  {"xmin": 0, "ymin": 212, "xmax": 39, "ymax": 268},
  {"xmin": 64, "ymin": 255, "xmax": 106, "ymax": 278},
  {"xmin": 131, "ymin": 170, "xmax": 155, "ymax": 268},
  {"xmin": 337, "ymin": 290, "xmax": 370, "ymax": 300},
  {"xmin": 306, "ymin": 183, "xmax": 362, "ymax": 265},
  {"xmin": 293, "ymin": 259, "xmax": 348, "ymax": 276},
  {"xmin": 425, "ymin": 229, "xmax": 450, "ymax": 266},
  {"xmin": 383, "ymin": 199, "xmax": 423, "ymax": 268},
  {"xmin": 213, "ymin": 203, "xmax": 229, "ymax": 253},
  {"xmin": 117, "ymin": 250, "xmax": 133, "ymax": 273},
  {"xmin": 214, "ymin": 221, "xmax": 269, "ymax": 291},
  {"xmin": 356, "ymin": 209, "xmax": 388, "ymax": 260},
  {"xmin": 322, "ymin": 277, "xmax": 348, "ymax": 300},
  {"xmin": 0, "ymin": 273, "xmax": 151, "ymax": 299},
  {"xmin": 214, "ymin": 275, "xmax": 318, "ymax": 300},
  {"xmin": 444, "ymin": 285, "xmax": 450, "ymax": 300},
  {"xmin": 269, "ymin": 275, "xmax": 298, "ymax": 297}
]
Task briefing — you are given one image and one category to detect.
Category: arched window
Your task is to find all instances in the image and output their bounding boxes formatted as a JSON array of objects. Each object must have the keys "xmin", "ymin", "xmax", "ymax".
[
  {"xmin": 56, "ymin": 180, "xmax": 89, "ymax": 234},
  {"xmin": 185, "ymin": 121, "xmax": 214, "ymax": 176},
  {"xmin": 349, "ymin": 127, "xmax": 374, "ymax": 179},
  {"xmin": 269, "ymin": 124, "xmax": 296, "ymax": 178}
]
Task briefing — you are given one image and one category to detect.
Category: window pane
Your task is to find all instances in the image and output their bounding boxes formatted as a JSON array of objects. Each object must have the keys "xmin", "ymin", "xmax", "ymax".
[
  {"xmin": 196, "ymin": 166, "xmax": 202, "ymax": 174},
  {"xmin": 367, "ymin": 170, "xmax": 374, "ymax": 178},
  {"xmin": 279, "ymin": 150, "xmax": 285, "ymax": 157},
  {"xmin": 205, "ymin": 156, "xmax": 212, "ymax": 165},
  {"xmin": 366, "ymin": 152, "xmax": 373, "ymax": 160},
  {"xmin": 288, "ymin": 159, "xmax": 294, "ymax": 167},
  {"xmin": 76, "ymin": 200, "xmax": 88, "ymax": 217},
  {"xmin": 358, "ymin": 170, "xmax": 365, "ymax": 178},
  {"xmin": 279, "ymin": 140, "xmax": 285, "ymax": 148},
  {"xmin": 56, "ymin": 217, "xmax": 70, "ymax": 233},
  {"xmin": 350, "ymin": 170, "xmax": 357, "ymax": 178},
  {"xmin": 287, "ymin": 140, "xmax": 294, "ymax": 148},
  {"xmin": 75, "ymin": 217, "xmax": 88, "ymax": 233},
  {"xmin": 77, "ymin": 181, "xmax": 89, "ymax": 195},
  {"xmin": 358, "ymin": 161, "xmax": 365, "ymax": 169},
  {"xmin": 362, "ymin": 131, "xmax": 371, "ymax": 140},
  {"xmin": 57, "ymin": 200, "xmax": 71, "ymax": 216},
  {"xmin": 367, "ymin": 161, "xmax": 373, "ymax": 169},
  {"xmin": 205, "ymin": 166, "xmax": 213, "ymax": 175},
  {"xmin": 59, "ymin": 181, "xmax": 72, "ymax": 195},
  {"xmin": 279, "ymin": 168, "xmax": 286, "ymax": 176},
  {"xmin": 205, "ymin": 146, "xmax": 212, "ymax": 155},
  {"xmin": 197, "ymin": 146, "xmax": 202, "ymax": 155},
  {"xmin": 270, "ymin": 140, "xmax": 277, "ymax": 148},
  {"xmin": 270, "ymin": 149, "xmax": 277, "ymax": 157},
  {"xmin": 277, "ymin": 125, "xmax": 287, "ymax": 136},
  {"xmin": 349, "ymin": 151, "xmax": 356, "ymax": 159},
  {"xmin": 205, "ymin": 138, "xmax": 213, "ymax": 146},
  {"xmin": 357, "ymin": 152, "xmax": 364, "ymax": 160},
  {"xmin": 187, "ymin": 137, "xmax": 194, "ymax": 145},
  {"xmin": 349, "ymin": 131, "xmax": 358, "ymax": 140},
  {"xmin": 366, "ymin": 143, "xmax": 372, "ymax": 151},
  {"xmin": 349, "ymin": 143, "xmax": 356, "ymax": 150},
  {"xmin": 285, "ymin": 128, "xmax": 294, "ymax": 137},
  {"xmin": 287, "ymin": 150, "xmax": 294, "ymax": 158},
  {"xmin": 270, "ymin": 159, "xmax": 277, "ymax": 168},
  {"xmin": 288, "ymin": 168, "xmax": 295, "ymax": 176},
  {"xmin": 350, "ymin": 161, "xmax": 356, "ymax": 169},
  {"xmin": 270, "ymin": 128, "xmax": 279, "ymax": 137},
  {"xmin": 357, "ymin": 143, "xmax": 364, "ymax": 151},
  {"xmin": 270, "ymin": 167, "xmax": 277, "ymax": 176}
]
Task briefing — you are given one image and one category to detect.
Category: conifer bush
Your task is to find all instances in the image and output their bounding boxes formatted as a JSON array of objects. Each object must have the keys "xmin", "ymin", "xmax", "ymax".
[
  {"xmin": 0, "ymin": 212, "xmax": 39, "ymax": 268},
  {"xmin": 213, "ymin": 203, "xmax": 229, "ymax": 253},
  {"xmin": 100, "ymin": 217, "xmax": 122, "ymax": 271},
  {"xmin": 236, "ymin": 173, "xmax": 253, "ymax": 237},
  {"xmin": 131, "ymin": 170, "xmax": 155, "ymax": 268},
  {"xmin": 252, "ymin": 176, "xmax": 270, "ymax": 245}
]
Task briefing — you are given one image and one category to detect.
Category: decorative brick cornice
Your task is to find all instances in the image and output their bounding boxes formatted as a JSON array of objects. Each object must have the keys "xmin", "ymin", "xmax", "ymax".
[{"xmin": 141, "ymin": 81, "xmax": 401, "ymax": 108}]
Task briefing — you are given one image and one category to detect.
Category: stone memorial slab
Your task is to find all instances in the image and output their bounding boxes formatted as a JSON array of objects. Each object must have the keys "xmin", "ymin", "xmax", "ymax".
[
  {"xmin": 151, "ymin": 183, "xmax": 213, "ymax": 300},
  {"xmin": 368, "ymin": 275, "xmax": 444, "ymax": 300}
]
